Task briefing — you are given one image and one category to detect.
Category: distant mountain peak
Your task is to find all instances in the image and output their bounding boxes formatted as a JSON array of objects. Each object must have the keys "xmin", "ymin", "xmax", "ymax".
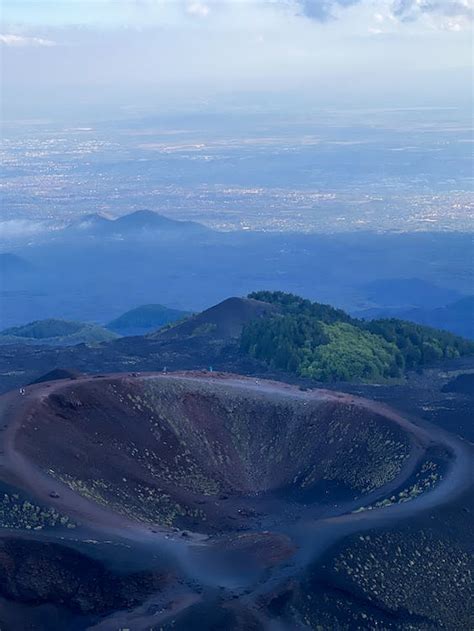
[
  {"xmin": 107, "ymin": 303, "xmax": 190, "ymax": 336},
  {"xmin": 115, "ymin": 210, "xmax": 176, "ymax": 227},
  {"xmin": 68, "ymin": 213, "xmax": 113, "ymax": 231},
  {"xmin": 82, "ymin": 212, "xmax": 111, "ymax": 221},
  {"xmin": 114, "ymin": 210, "xmax": 206, "ymax": 232},
  {"xmin": 120, "ymin": 209, "xmax": 161, "ymax": 220},
  {"xmin": 65, "ymin": 210, "xmax": 209, "ymax": 237}
]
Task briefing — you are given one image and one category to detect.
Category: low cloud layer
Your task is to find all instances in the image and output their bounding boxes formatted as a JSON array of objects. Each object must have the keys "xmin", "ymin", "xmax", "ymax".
[
  {"xmin": 0, "ymin": 34, "xmax": 56, "ymax": 47},
  {"xmin": 0, "ymin": 220, "xmax": 54, "ymax": 244}
]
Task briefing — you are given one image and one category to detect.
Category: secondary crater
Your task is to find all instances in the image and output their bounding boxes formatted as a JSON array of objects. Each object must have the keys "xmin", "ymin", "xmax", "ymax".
[{"xmin": 13, "ymin": 373, "xmax": 426, "ymax": 534}]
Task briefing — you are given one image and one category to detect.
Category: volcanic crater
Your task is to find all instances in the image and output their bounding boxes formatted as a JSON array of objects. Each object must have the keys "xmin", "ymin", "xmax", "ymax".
[
  {"xmin": 10, "ymin": 374, "xmax": 429, "ymax": 532},
  {"xmin": 0, "ymin": 372, "xmax": 470, "ymax": 629}
]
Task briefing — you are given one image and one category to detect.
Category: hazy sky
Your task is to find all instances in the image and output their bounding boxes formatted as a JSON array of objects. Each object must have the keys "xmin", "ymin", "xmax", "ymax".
[{"xmin": 1, "ymin": 1, "xmax": 473, "ymax": 119}]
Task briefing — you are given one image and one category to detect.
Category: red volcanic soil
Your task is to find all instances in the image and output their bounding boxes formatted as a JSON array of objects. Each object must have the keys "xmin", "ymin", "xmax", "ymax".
[
  {"xmin": 0, "ymin": 371, "xmax": 432, "ymax": 534},
  {"xmin": 152, "ymin": 297, "xmax": 279, "ymax": 339}
]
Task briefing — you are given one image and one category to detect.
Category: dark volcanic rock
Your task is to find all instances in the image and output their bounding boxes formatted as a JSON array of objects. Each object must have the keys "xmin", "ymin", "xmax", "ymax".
[
  {"xmin": 442, "ymin": 373, "xmax": 474, "ymax": 396},
  {"xmin": 153, "ymin": 297, "xmax": 279, "ymax": 341},
  {"xmin": 0, "ymin": 538, "xmax": 168, "ymax": 615}
]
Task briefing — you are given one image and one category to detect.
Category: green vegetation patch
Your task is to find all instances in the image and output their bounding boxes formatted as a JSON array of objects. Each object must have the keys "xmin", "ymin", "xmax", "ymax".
[
  {"xmin": 352, "ymin": 459, "xmax": 442, "ymax": 513},
  {"xmin": 53, "ymin": 472, "xmax": 204, "ymax": 529},
  {"xmin": 0, "ymin": 485, "xmax": 76, "ymax": 531},
  {"xmin": 0, "ymin": 319, "xmax": 119, "ymax": 346},
  {"xmin": 241, "ymin": 291, "xmax": 474, "ymax": 382},
  {"xmin": 300, "ymin": 322, "xmax": 402, "ymax": 382},
  {"xmin": 366, "ymin": 318, "xmax": 472, "ymax": 368}
]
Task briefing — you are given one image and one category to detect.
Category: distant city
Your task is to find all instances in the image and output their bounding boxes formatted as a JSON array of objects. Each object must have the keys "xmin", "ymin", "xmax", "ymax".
[{"xmin": 2, "ymin": 107, "xmax": 473, "ymax": 234}]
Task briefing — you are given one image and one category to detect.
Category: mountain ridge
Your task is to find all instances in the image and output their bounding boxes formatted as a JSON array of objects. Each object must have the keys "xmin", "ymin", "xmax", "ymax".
[
  {"xmin": 66, "ymin": 209, "xmax": 211, "ymax": 238},
  {"xmin": 107, "ymin": 303, "xmax": 190, "ymax": 336},
  {"xmin": 355, "ymin": 295, "xmax": 474, "ymax": 339}
]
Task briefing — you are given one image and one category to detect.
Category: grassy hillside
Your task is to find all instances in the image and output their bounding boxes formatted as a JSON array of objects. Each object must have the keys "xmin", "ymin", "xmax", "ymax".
[
  {"xmin": 0, "ymin": 319, "xmax": 119, "ymax": 346},
  {"xmin": 107, "ymin": 304, "xmax": 190, "ymax": 336},
  {"xmin": 241, "ymin": 292, "xmax": 474, "ymax": 382}
]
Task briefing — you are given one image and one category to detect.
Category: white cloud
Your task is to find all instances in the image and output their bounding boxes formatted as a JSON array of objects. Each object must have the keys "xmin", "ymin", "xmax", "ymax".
[
  {"xmin": 442, "ymin": 17, "xmax": 465, "ymax": 30},
  {"xmin": 0, "ymin": 34, "xmax": 56, "ymax": 47},
  {"xmin": 0, "ymin": 219, "xmax": 50, "ymax": 241},
  {"xmin": 391, "ymin": 0, "xmax": 473, "ymax": 27},
  {"xmin": 186, "ymin": 2, "xmax": 210, "ymax": 18},
  {"xmin": 292, "ymin": 0, "xmax": 473, "ymax": 30}
]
